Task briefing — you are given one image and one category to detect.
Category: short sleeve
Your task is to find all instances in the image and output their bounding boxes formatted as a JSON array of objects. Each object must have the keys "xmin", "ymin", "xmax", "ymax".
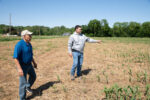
[{"xmin": 13, "ymin": 43, "xmax": 21, "ymax": 59}]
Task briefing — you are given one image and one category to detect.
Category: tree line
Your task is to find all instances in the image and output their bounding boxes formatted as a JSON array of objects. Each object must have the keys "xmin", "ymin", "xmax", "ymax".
[
  {"xmin": 0, "ymin": 19, "xmax": 150, "ymax": 37},
  {"xmin": 0, "ymin": 25, "xmax": 74, "ymax": 36}
]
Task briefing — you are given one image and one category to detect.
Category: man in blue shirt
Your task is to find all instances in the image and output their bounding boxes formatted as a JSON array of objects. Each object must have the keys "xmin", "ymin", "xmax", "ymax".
[{"xmin": 13, "ymin": 30, "xmax": 37, "ymax": 100}]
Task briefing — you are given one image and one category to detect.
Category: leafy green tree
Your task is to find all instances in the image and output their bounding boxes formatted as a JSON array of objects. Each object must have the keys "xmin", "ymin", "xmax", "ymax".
[
  {"xmin": 128, "ymin": 22, "xmax": 141, "ymax": 37},
  {"xmin": 112, "ymin": 22, "xmax": 129, "ymax": 37},
  {"xmin": 140, "ymin": 22, "xmax": 150, "ymax": 37},
  {"xmin": 101, "ymin": 19, "xmax": 111, "ymax": 37},
  {"xmin": 88, "ymin": 19, "xmax": 101, "ymax": 37}
]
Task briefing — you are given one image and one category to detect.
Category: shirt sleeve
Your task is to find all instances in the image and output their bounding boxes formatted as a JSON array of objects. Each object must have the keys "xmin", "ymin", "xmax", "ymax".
[
  {"xmin": 13, "ymin": 43, "xmax": 21, "ymax": 59},
  {"xmin": 68, "ymin": 36, "xmax": 74, "ymax": 54},
  {"xmin": 85, "ymin": 36, "xmax": 98, "ymax": 43}
]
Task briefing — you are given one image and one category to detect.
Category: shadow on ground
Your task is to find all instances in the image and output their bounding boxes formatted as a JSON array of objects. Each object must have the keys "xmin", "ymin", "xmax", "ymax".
[
  {"xmin": 27, "ymin": 81, "xmax": 60, "ymax": 99},
  {"xmin": 81, "ymin": 68, "xmax": 92, "ymax": 76}
]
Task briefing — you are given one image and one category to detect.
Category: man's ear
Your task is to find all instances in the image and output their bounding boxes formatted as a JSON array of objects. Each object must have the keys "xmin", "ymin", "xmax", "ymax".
[{"xmin": 23, "ymin": 35, "xmax": 26, "ymax": 39}]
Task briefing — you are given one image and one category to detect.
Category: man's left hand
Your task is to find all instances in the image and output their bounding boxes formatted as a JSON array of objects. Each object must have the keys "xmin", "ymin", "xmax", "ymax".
[{"xmin": 33, "ymin": 63, "xmax": 37, "ymax": 69}]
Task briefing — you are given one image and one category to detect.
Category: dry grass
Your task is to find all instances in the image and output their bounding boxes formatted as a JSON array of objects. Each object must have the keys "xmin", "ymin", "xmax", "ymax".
[{"xmin": 0, "ymin": 37, "xmax": 150, "ymax": 100}]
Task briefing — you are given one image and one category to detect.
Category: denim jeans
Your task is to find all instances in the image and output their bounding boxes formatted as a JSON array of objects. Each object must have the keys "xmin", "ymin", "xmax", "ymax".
[
  {"xmin": 19, "ymin": 64, "xmax": 36, "ymax": 100},
  {"xmin": 71, "ymin": 51, "xmax": 83, "ymax": 76}
]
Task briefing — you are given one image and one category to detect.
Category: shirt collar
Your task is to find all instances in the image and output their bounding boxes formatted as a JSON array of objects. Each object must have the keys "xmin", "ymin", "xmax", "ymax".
[
  {"xmin": 22, "ymin": 39, "xmax": 30, "ymax": 46},
  {"xmin": 74, "ymin": 32, "xmax": 82, "ymax": 35}
]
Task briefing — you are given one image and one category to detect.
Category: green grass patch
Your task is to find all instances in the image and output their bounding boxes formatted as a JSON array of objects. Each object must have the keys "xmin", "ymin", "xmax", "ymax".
[
  {"xmin": 0, "ymin": 87, "xmax": 4, "ymax": 93},
  {"xmin": 0, "ymin": 35, "xmax": 150, "ymax": 44},
  {"xmin": 94, "ymin": 37, "xmax": 150, "ymax": 44}
]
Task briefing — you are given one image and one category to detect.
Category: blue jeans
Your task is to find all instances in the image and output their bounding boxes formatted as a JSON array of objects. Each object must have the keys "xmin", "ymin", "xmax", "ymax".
[
  {"xmin": 71, "ymin": 51, "xmax": 83, "ymax": 76},
  {"xmin": 19, "ymin": 64, "xmax": 36, "ymax": 100}
]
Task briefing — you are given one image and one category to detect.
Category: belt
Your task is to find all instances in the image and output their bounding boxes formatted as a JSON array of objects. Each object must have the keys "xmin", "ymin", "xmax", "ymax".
[{"xmin": 72, "ymin": 49, "xmax": 80, "ymax": 52}]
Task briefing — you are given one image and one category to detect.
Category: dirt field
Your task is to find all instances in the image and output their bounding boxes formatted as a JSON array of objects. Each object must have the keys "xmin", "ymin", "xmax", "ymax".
[{"xmin": 0, "ymin": 37, "xmax": 150, "ymax": 100}]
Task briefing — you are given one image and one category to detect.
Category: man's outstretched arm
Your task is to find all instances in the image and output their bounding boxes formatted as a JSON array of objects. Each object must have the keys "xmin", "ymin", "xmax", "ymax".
[{"xmin": 86, "ymin": 37, "xmax": 101, "ymax": 43}]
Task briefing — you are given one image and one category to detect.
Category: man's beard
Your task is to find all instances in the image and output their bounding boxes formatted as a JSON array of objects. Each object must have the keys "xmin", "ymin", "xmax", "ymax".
[{"xmin": 25, "ymin": 38, "xmax": 31, "ymax": 43}]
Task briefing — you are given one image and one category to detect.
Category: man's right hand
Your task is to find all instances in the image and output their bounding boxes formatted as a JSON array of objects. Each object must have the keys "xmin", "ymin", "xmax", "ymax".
[
  {"xmin": 97, "ymin": 40, "xmax": 102, "ymax": 44},
  {"xmin": 18, "ymin": 69, "xmax": 24, "ymax": 76},
  {"xmin": 69, "ymin": 53, "xmax": 72, "ymax": 58}
]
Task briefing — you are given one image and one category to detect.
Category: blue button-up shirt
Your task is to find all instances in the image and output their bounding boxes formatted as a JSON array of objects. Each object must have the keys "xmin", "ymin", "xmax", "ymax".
[{"xmin": 13, "ymin": 39, "xmax": 33, "ymax": 65}]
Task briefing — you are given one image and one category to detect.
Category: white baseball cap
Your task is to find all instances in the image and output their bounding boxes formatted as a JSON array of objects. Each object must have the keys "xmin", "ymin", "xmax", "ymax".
[{"xmin": 21, "ymin": 30, "xmax": 33, "ymax": 36}]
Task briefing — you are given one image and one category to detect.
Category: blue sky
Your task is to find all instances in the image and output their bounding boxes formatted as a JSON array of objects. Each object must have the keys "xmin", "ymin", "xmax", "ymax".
[{"xmin": 0, "ymin": 0, "xmax": 150, "ymax": 28}]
